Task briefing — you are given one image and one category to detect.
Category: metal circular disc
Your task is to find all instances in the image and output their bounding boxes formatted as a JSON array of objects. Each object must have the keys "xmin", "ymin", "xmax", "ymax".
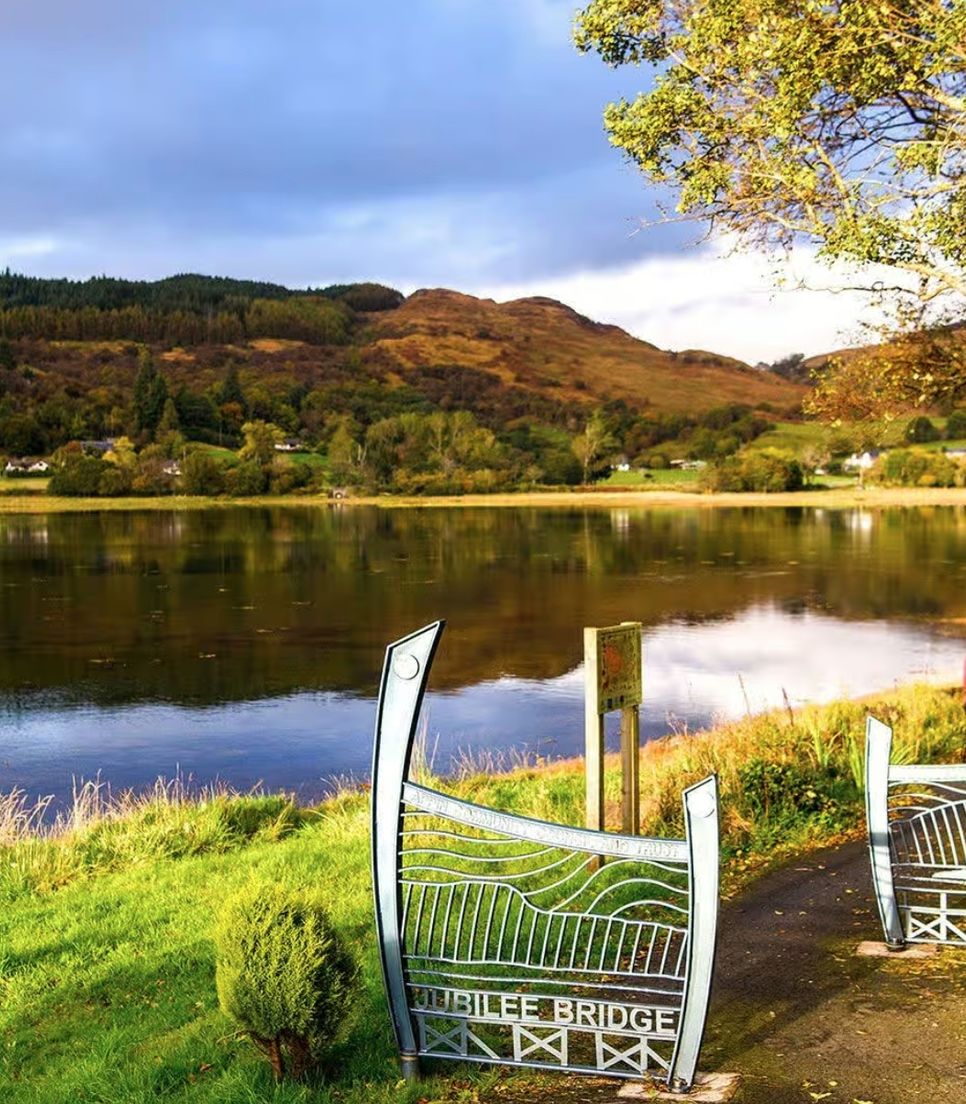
[
  {"xmin": 688, "ymin": 788, "xmax": 716, "ymax": 818},
  {"xmin": 393, "ymin": 653, "xmax": 420, "ymax": 681}
]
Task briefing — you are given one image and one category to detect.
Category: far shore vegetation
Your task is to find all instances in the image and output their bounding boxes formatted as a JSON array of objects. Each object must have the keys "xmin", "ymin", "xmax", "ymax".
[
  {"xmin": 4, "ymin": 273, "xmax": 966, "ymax": 509},
  {"xmin": 2, "ymin": 681, "xmax": 964, "ymax": 1102}
]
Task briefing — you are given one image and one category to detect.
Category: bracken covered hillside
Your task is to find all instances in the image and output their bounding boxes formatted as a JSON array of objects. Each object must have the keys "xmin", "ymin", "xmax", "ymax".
[
  {"xmin": 369, "ymin": 288, "xmax": 804, "ymax": 413},
  {"xmin": 0, "ymin": 273, "xmax": 805, "ymax": 463}
]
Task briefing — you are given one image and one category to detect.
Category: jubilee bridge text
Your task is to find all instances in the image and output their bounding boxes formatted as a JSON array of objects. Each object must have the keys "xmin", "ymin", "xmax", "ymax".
[{"xmin": 412, "ymin": 988, "xmax": 680, "ymax": 1037}]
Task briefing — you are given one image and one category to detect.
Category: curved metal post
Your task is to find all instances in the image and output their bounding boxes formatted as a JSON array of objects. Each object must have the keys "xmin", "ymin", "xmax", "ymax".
[
  {"xmin": 371, "ymin": 621, "xmax": 446, "ymax": 1080},
  {"xmin": 668, "ymin": 775, "xmax": 719, "ymax": 1094},
  {"xmin": 865, "ymin": 716, "xmax": 904, "ymax": 948}
]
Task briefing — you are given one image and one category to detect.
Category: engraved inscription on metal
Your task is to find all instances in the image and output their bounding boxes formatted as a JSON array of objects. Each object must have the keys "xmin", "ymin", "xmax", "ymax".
[
  {"xmin": 372, "ymin": 622, "xmax": 720, "ymax": 1092},
  {"xmin": 866, "ymin": 716, "xmax": 966, "ymax": 947},
  {"xmin": 589, "ymin": 623, "xmax": 643, "ymax": 713}
]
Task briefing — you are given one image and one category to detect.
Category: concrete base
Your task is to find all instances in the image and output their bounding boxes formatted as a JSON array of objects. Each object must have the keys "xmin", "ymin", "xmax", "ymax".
[
  {"xmin": 855, "ymin": 940, "xmax": 937, "ymax": 959},
  {"xmin": 617, "ymin": 1072, "xmax": 741, "ymax": 1102}
]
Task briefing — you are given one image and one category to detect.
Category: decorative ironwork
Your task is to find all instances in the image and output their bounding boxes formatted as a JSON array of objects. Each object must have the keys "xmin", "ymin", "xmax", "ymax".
[
  {"xmin": 372, "ymin": 622, "xmax": 720, "ymax": 1092},
  {"xmin": 865, "ymin": 716, "xmax": 966, "ymax": 947}
]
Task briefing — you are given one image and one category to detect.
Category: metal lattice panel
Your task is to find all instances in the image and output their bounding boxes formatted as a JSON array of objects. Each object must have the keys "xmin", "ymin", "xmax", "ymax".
[
  {"xmin": 866, "ymin": 717, "xmax": 966, "ymax": 947},
  {"xmin": 371, "ymin": 622, "xmax": 720, "ymax": 1092}
]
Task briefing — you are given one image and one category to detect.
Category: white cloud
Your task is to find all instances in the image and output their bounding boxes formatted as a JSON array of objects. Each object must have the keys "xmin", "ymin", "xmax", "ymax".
[
  {"xmin": 0, "ymin": 234, "xmax": 61, "ymax": 260},
  {"xmin": 473, "ymin": 241, "xmax": 903, "ymax": 363}
]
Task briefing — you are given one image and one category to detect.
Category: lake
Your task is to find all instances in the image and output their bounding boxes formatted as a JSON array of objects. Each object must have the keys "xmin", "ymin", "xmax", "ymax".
[{"xmin": 2, "ymin": 504, "xmax": 965, "ymax": 804}]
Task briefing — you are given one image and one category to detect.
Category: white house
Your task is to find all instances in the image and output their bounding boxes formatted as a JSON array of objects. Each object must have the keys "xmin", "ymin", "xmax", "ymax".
[
  {"xmin": 843, "ymin": 450, "xmax": 881, "ymax": 471},
  {"xmin": 4, "ymin": 458, "xmax": 49, "ymax": 475}
]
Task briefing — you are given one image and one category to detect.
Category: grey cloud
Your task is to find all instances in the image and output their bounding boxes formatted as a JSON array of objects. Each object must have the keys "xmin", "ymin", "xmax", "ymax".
[{"xmin": 1, "ymin": 0, "xmax": 671, "ymax": 287}]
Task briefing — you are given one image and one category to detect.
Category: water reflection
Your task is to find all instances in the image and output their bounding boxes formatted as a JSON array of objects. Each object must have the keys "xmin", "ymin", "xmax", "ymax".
[{"xmin": 0, "ymin": 505, "xmax": 964, "ymax": 801}]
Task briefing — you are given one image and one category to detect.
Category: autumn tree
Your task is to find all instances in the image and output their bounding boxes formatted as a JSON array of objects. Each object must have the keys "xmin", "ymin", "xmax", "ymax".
[
  {"xmin": 327, "ymin": 417, "xmax": 361, "ymax": 484},
  {"xmin": 571, "ymin": 408, "xmax": 616, "ymax": 482},
  {"xmin": 239, "ymin": 420, "xmax": 284, "ymax": 467},
  {"xmin": 575, "ymin": 0, "xmax": 966, "ymax": 413}
]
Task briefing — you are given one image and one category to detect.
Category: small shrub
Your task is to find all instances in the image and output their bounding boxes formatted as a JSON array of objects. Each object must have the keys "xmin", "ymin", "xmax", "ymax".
[
  {"xmin": 905, "ymin": 415, "xmax": 940, "ymax": 443},
  {"xmin": 870, "ymin": 447, "xmax": 959, "ymax": 487},
  {"xmin": 223, "ymin": 459, "xmax": 268, "ymax": 496},
  {"xmin": 703, "ymin": 448, "xmax": 804, "ymax": 492},
  {"xmin": 182, "ymin": 451, "xmax": 224, "ymax": 495},
  {"xmin": 215, "ymin": 883, "xmax": 358, "ymax": 1082},
  {"xmin": 48, "ymin": 455, "xmax": 109, "ymax": 496},
  {"xmin": 945, "ymin": 408, "xmax": 966, "ymax": 440}
]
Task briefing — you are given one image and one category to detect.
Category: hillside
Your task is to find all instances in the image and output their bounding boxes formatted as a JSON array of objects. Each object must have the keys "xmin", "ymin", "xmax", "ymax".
[
  {"xmin": 0, "ymin": 273, "xmax": 807, "ymax": 488},
  {"xmin": 368, "ymin": 288, "xmax": 804, "ymax": 412}
]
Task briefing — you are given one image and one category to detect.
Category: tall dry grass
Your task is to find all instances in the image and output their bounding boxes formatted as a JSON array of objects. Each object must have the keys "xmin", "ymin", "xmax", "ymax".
[{"xmin": 0, "ymin": 775, "xmax": 308, "ymax": 899}]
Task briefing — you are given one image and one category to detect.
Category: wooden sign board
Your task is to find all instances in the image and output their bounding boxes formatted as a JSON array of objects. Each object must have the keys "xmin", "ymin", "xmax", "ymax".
[
  {"xmin": 584, "ymin": 622, "xmax": 643, "ymax": 837},
  {"xmin": 586, "ymin": 622, "xmax": 643, "ymax": 715}
]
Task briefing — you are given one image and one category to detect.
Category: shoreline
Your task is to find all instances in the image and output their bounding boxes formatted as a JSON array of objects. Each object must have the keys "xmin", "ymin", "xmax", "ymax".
[{"xmin": 3, "ymin": 484, "xmax": 966, "ymax": 514}]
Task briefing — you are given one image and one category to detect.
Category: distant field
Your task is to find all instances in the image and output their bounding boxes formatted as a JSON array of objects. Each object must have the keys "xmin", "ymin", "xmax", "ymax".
[
  {"xmin": 749, "ymin": 421, "xmax": 828, "ymax": 453},
  {"xmin": 289, "ymin": 450, "xmax": 328, "ymax": 471},
  {"xmin": 601, "ymin": 467, "xmax": 701, "ymax": 487},
  {"xmin": 0, "ymin": 477, "xmax": 48, "ymax": 496},
  {"xmin": 193, "ymin": 444, "xmax": 328, "ymax": 472},
  {"xmin": 194, "ymin": 443, "xmax": 239, "ymax": 463},
  {"xmin": 918, "ymin": 437, "xmax": 966, "ymax": 452}
]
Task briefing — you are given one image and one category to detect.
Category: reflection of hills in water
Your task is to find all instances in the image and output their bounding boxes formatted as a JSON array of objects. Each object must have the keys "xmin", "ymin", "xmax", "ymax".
[{"xmin": 1, "ymin": 504, "xmax": 966, "ymax": 710}]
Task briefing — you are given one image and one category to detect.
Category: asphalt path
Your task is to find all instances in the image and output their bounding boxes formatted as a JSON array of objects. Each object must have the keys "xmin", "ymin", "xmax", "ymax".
[{"xmin": 488, "ymin": 839, "xmax": 966, "ymax": 1103}]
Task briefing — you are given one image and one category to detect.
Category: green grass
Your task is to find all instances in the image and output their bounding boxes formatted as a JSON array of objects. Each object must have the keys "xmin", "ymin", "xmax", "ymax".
[
  {"xmin": 916, "ymin": 436, "xmax": 966, "ymax": 452},
  {"xmin": 601, "ymin": 467, "xmax": 701, "ymax": 487},
  {"xmin": 747, "ymin": 420, "xmax": 828, "ymax": 453},
  {"xmin": 288, "ymin": 452, "xmax": 328, "ymax": 472},
  {"xmin": 0, "ymin": 477, "xmax": 49, "ymax": 496},
  {"xmin": 2, "ymin": 683, "xmax": 965, "ymax": 1102},
  {"xmin": 193, "ymin": 444, "xmax": 240, "ymax": 464}
]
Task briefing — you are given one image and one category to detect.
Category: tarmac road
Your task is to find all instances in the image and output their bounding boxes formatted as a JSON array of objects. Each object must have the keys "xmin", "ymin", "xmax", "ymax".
[{"xmin": 485, "ymin": 839, "xmax": 966, "ymax": 1103}]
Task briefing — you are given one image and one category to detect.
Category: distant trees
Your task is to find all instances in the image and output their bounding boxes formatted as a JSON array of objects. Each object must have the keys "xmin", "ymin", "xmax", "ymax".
[
  {"xmin": 0, "ymin": 272, "xmax": 404, "ymax": 346},
  {"xmin": 357, "ymin": 410, "xmax": 516, "ymax": 493},
  {"xmin": 704, "ymin": 449, "xmax": 804, "ymax": 493},
  {"xmin": 318, "ymin": 282, "xmax": 404, "ymax": 312},
  {"xmin": 133, "ymin": 349, "xmax": 168, "ymax": 438},
  {"xmin": 763, "ymin": 354, "xmax": 809, "ymax": 385},
  {"xmin": 872, "ymin": 448, "xmax": 962, "ymax": 488}
]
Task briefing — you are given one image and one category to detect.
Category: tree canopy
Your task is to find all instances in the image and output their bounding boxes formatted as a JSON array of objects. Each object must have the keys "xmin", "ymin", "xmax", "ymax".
[{"xmin": 575, "ymin": 0, "xmax": 966, "ymax": 317}]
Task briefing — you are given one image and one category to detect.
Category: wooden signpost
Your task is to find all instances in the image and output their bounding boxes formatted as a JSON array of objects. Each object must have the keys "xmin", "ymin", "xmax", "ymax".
[{"xmin": 584, "ymin": 622, "xmax": 643, "ymax": 836}]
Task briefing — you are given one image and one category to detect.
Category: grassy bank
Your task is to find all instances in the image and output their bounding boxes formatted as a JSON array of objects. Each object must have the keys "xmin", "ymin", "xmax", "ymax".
[
  {"xmin": 2, "ymin": 684, "xmax": 965, "ymax": 1103},
  {"xmin": 4, "ymin": 484, "xmax": 966, "ymax": 515}
]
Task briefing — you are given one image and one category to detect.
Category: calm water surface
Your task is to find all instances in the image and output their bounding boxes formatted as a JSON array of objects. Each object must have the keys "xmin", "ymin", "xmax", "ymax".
[{"xmin": 2, "ymin": 505, "xmax": 965, "ymax": 802}]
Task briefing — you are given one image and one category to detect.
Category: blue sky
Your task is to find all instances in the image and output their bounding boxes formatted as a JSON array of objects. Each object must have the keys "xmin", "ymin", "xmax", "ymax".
[{"xmin": 0, "ymin": 0, "xmax": 877, "ymax": 359}]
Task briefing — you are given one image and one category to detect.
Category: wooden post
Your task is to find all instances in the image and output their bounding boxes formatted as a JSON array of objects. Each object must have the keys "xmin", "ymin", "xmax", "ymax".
[
  {"xmin": 620, "ymin": 703, "xmax": 640, "ymax": 834},
  {"xmin": 584, "ymin": 628, "xmax": 605, "ymax": 833},
  {"xmin": 583, "ymin": 622, "xmax": 643, "ymax": 837}
]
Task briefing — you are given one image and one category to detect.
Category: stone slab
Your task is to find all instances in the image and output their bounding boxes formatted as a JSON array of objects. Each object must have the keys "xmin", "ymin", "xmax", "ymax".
[
  {"xmin": 617, "ymin": 1072, "xmax": 740, "ymax": 1102},
  {"xmin": 855, "ymin": 940, "xmax": 937, "ymax": 958}
]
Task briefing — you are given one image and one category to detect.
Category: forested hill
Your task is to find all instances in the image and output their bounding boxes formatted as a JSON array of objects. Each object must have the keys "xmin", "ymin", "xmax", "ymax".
[
  {"xmin": 0, "ymin": 272, "xmax": 805, "ymax": 468},
  {"xmin": 0, "ymin": 271, "xmax": 404, "ymax": 313}
]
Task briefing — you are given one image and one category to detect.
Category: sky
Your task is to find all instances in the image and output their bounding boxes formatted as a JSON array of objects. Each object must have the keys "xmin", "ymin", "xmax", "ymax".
[{"xmin": 0, "ymin": 0, "xmax": 885, "ymax": 362}]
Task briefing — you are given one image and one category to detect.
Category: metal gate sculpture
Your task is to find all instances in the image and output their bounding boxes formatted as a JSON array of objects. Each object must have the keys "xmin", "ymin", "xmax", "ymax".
[
  {"xmin": 372, "ymin": 622, "xmax": 720, "ymax": 1092},
  {"xmin": 866, "ymin": 716, "xmax": 966, "ymax": 947}
]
